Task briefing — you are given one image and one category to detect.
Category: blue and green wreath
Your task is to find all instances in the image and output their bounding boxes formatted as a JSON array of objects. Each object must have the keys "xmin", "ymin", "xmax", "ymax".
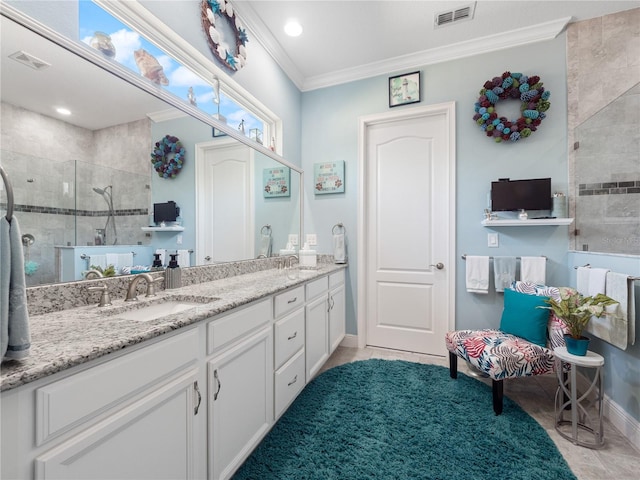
[
  {"xmin": 473, "ymin": 71, "xmax": 551, "ymax": 143},
  {"xmin": 151, "ymin": 135, "xmax": 185, "ymax": 179}
]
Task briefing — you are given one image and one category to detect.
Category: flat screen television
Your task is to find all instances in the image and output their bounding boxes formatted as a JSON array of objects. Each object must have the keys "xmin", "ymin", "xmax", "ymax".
[
  {"xmin": 490, "ymin": 178, "xmax": 551, "ymax": 212},
  {"xmin": 153, "ymin": 201, "xmax": 179, "ymax": 224}
]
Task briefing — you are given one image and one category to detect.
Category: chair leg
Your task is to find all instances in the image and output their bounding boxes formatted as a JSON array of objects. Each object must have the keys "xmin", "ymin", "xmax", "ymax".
[
  {"xmin": 492, "ymin": 379, "xmax": 504, "ymax": 415},
  {"xmin": 449, "ymin": 352, "xmax": 458, "ymax": 379}
]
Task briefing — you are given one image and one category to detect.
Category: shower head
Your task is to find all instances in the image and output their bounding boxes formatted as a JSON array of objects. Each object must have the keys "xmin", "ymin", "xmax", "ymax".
[{"xmin": 92, "ymin": 187, "xmax": 104, "ymax": 195}]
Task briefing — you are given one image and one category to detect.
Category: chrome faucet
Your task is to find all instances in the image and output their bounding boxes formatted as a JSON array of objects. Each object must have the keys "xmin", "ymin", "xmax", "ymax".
[
  {"xmin": 286, "ymin": 255, "xmax": 299, "ymax": 268},
  {"xmin": 125, "ymin": 273, "xmax": 163, "ymax": 301}
]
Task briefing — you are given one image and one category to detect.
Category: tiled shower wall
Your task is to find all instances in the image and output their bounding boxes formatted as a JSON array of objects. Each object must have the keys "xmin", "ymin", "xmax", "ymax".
[
  {"xmin": 0, "ymin": 102, "xmax": 152, "ymax": 285},
  {"xmin": 567, "ymin": 8, "xmax": 640, "ymax": 255}
]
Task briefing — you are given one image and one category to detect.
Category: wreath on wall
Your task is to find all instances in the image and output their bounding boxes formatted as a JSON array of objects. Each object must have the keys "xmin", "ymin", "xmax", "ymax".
[
  {"xmin": 201, "ymin": 0, "xmax": 248, "ymax": 72},
  {"xmin": 473, "ymin": 71, "xmax": 551, "ymax": 143},
  {"xmin": 151, "ymin": 135, "xmax": 185, "ymax": 178}
]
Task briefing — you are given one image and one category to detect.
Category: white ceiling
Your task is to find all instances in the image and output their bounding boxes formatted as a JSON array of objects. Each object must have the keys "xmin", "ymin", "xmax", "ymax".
[{"xmin": 235, "ymin": 0, "xmax": 640, "ymax": 91}]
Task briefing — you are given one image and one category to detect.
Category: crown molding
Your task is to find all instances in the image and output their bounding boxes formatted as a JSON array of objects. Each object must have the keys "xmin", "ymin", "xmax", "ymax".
[{"xmin": 236, "ymin": 4, "xmax": 571, "ymax": 92}]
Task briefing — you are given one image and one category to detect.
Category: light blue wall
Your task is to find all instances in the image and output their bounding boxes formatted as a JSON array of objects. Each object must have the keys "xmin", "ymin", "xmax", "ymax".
[{"xmin": 302, "ymin": 34, "xmax": 570, "ymax": 337}]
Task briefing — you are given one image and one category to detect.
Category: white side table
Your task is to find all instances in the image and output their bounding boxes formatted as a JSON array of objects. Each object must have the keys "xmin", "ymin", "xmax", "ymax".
[{"xmin": 554, "ymin": 346, "xmax": 605, "ymax": 449}]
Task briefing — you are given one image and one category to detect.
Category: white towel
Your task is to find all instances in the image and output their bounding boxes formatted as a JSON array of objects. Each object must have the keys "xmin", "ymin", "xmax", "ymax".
[
  {"xmin": 520, "ymin": 257, "xmax": 546, "ymax": 285},
  {"xmin": 1, "ymin": 216, "xmax": 31, "ymax": 360},
  {"xmin": 493, "ymin": 256, "xmax": 516, "ymax": 293},
  {"xmin": 259, "ymin": 233, "xmax": 272, "ymax": 257},
  {"xmin": 587, "ymin": 271, "xmax": 632, "ymax": 349},
  {"xmin": 576, "ymin": 266, "xmax": 590, "ymax": 295},
  {"xmin": 177, "ymin": 249, "xmax": 191, "ymax": 267},
  {"xmin": 88, "ymin": 254, "xmax": 107, "ymax": 270},
  {"xmin": 333, "ymin": 233, "xmax": 346, "ymax": 264},
  {"xmin": 105, "ymin": 253, "xmax": 119, "ymax": 270},
  {"xmin": 588, "ymin": 268, "xmax": 609, "ymax": 296},
  {"xmin": 466, "ymin": 256, "xmax": 489, "ymax": 294},
  {"xmin": 117, "ymin": 253, "xmax": 134, "ymax": 269}
]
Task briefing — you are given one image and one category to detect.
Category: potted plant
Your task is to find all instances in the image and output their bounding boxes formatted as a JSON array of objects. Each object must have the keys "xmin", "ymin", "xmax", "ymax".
[{"xmin": 542, "ymin": 287, "xmax": 618, "ymax": 355}]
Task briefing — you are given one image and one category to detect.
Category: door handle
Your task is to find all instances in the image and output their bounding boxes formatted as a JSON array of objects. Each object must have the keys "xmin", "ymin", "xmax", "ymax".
[{"xmin": 430, "ymin": 262, "xmax": 444, "ymax": 270}]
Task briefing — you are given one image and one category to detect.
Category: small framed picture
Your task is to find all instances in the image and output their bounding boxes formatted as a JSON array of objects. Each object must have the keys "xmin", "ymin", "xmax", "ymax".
[
  {"xmin": 212, "ymin": 127, "xmax": 227, "ymax": 137},
  {"xmin": 263, "ymin": 166, "xmax": 290, "ymax": 198},
  {"xmin": 314, "ymin": 161, "xmax": 345, "ymax": 195},
  {"xmin": 389, "ymin": 71, "xmax": 421, "ymax": 108}
]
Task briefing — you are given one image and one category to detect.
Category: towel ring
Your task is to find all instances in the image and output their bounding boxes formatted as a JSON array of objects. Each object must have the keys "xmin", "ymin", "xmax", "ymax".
[
  {"xmin": 1, "ymin": 165, "xmax": 15, "ymax": 222},
  {"xmin": 261, "ymin": 224, "xmax": 271, "ymax": 235},
  {"xmin": 332, "ymin": 223, "xmax": 345, "ymax": 235}
]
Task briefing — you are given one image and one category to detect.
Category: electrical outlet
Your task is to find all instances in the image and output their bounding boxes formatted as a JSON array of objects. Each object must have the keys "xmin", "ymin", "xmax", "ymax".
[
  {"xmin": 177, "ymin": 234, "xmax": 183, "ymax": 245},
  {"xmin": 306, "ymin": 234, "xmax": 317, "ymax": 246},
  {"xmin": 488, "ymin": 233, "xmax": 499, "ymax": 248},
  {"xmin": 288, "ymin": 234, "xmax": 298, "ymax": 246}
]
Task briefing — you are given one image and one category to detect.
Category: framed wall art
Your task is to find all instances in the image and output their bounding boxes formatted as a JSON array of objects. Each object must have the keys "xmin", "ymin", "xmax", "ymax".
[
  {"xmin": 389, "ymin": 71, "xmax": 421, "ymax": 107},
  {"xmin": 263, "ymin": 166, "xmax": 290, "ymax": 197},
  {"xmin": 314, "ymin": 161, "xmax": 345, "ymax": 195}
]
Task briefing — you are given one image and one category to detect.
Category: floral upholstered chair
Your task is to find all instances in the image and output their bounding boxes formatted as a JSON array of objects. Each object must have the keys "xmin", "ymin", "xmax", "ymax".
[{"xmin": 445, "ymin": 282, "xmax": 568, "ymax": 415}]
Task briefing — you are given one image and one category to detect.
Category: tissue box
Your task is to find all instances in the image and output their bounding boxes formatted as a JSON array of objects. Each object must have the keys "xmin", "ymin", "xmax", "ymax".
[{"xmin": 299, "ymin": 249, "xmax": 317, "ymax": 268}]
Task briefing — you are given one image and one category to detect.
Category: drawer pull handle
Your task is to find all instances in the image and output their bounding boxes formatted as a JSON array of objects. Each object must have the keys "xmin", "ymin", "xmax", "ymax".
[
  {"xmin": 287, "ymin": 297, "xmax": 297, "ymax": 304},
  {"xmin": 213, "ymin": 370, "xmax": 221, "ymax": 401},
  {"xmin": 194, "ymin": 381, "xmax": 202, "ymax": 415},
  {"xmin": 287, "ymin": 331, "xmax": 297, "ymax": 340},
  {"xmin": 288, "ymin": 375, "xmax": 298, "ymax": 386}
]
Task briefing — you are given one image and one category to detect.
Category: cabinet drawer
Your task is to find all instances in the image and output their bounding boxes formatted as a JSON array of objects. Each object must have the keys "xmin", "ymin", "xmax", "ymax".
[
  {"xmin": 274, "ymin": 348, "xmax": 305, "ymax": 419},
  {"xmin": 274, "ymin": 286, "xmax": 304, "ymax": 318},
  {"xmin": 36, "ymin": 328, "xmax": 199, "ymax": 446},
  {"xmin": 274, "ymin": 308, "xmax": 305, "ymax": 370},
  {"xmin": 305, "ymin": 276, "xmax": 328, "ymax": 301},
  {"xmin": 329, "ymin": 270, "xmax": 345, "ymax": 289},
  {"xmin": 207, "ymin": 298, "xmax": 272, "ymax": 355}
]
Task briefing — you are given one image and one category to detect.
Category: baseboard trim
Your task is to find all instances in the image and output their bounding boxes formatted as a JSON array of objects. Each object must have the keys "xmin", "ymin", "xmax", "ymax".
[
  {"xmin": 339, "ymin": 334, "xmax": 359, "ymax": 349},
  {"xmin": 604, "ymin": 394, "xmax": 640, "ymax": 451}
]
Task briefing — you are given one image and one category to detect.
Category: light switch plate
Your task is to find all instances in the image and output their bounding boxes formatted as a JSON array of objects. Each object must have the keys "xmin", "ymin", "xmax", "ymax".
[
  {"xmin": 488, "ymin": 233, "xmax": 499, "ymax": 248},
  {"xmin": 288, "ymin": 234, "xmax": 298, "ymax": 246},
  {"xmin": 306, "ymin": 234, "xmax": 317, "ymax": 246}
]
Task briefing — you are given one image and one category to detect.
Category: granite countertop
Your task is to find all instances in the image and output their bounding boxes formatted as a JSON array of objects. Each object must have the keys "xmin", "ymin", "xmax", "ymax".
[{"xmin": 1, "ymin": 265, "xmax": 346, "ymax": 392}]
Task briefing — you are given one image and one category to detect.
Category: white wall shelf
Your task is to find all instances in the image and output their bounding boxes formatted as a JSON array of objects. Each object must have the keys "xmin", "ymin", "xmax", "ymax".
[
  {"xmin": 141, "ymin": 226, "xmax": 185, "ymax": 232},
  {"xmin": 481, "ymin": 218, "xmax": 574, "ymax": 227}
]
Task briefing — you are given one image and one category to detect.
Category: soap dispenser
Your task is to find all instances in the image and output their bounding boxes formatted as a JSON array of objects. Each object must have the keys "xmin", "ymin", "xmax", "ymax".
[
  {"xmin": 165, "ymin": 253, "xmax": 182, "ymax": 289},
  {"xmin": 151, "ymin": 253, "xmax": 163, "ymax": 271},
  {"xmin": 299, "ymin": 242, "xmax": 317, "ymax": 268}
]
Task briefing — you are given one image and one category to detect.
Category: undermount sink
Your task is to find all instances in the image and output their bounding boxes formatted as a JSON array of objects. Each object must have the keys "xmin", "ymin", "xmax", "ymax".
[{"xmin": 107, "ymin": 296, "xmax": 219, "ymax": 322}]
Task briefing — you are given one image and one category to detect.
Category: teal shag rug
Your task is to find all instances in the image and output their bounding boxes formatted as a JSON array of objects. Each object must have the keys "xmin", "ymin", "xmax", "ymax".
[{"xmin": 233, "ymin": 359, "xmax": 576, "ymax": 480}]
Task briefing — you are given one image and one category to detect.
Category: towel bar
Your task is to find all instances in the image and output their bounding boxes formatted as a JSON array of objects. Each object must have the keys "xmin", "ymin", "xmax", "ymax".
[
  {"xmin": 575, "ymin": 264, "xmax": 640, "ymax": 281},
  {"xmin": 1, "ymin": 165, "xmax": 15, "ymax": 222},
  {"xmin": 80, "ymin": 251, "xmax": 137, "ymax": 260},
  {"xmin": 332, "ymin": 223, "xmax": 345, "ymax": 234},
  {"xmin": 461, "ymin": 254, "xmax": 546, "ymax": 261}
]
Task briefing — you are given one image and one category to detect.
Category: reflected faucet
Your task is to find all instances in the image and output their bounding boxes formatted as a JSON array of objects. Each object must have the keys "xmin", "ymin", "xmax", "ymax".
[
  {"xmin": 286, "ymin": 255, "xmax": 299, "ymax": 268},
  {"xmin": 125, "ymin": 273, "xmax": 162, "ymax": 301},
  {"xmin": 84, "ymin": 269, "xmax": 104, "ymax": 280},
  {"xmin": 93, "ymin": 185, "xmax": 117, "ymax": 245}
]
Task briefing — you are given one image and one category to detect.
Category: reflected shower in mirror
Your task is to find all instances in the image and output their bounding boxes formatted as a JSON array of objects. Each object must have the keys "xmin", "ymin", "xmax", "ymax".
[{"xmin": 0, "ymin": 11, "xmax": 301, "ymax": 287}]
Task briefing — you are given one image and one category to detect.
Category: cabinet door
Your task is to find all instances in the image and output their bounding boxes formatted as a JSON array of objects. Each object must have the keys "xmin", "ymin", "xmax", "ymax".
[
  {"xmin": 208, "ymin": 326, "xmax": 273, "ymax": 480},
  {"xmin": 35, "ymin": 369, "xmax": 200, "ymax": 480},
  {"xmin": 329, "ymin": 284, "xmax": 346, "ymax": 354},
  {"xmin": 305, "ymin": 295, "xmax": 329, "ymax": 381}
]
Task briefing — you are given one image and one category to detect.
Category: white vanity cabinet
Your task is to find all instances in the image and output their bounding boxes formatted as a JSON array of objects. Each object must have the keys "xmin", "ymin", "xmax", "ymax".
[
  {"xmin": 206, "ymin": 299, "xmax": 273, "ymax": 480},
  {"xmin": 328, "ymin": 270, "xmax": 346, "ymax": 354},
  {"xmin": 1, "ymin": 328, "xmax": 205, "ymax": 480},
  {"xmin": 305, "ymin": 276, "xmax": 330, "ymax": 380}
]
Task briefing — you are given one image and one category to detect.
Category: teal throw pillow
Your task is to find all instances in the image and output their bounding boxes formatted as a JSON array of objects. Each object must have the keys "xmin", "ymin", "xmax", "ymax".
[{"xmin": 499, "ymin": 288, "xmax": 550, "ymax": 347}]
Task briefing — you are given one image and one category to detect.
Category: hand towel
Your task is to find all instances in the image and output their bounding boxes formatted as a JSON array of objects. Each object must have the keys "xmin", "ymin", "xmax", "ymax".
[
  {"xmin": 466, "ymin": 256, "xmax": 489, "ymax": 294},
  {"xmin": 117, "ymin": 253, "xmax": 134, "ymax": 269},
  {"xmin": 105, "ymin": 253, "xmax": 119, "ymax": 271},
  {"xmin": 177, "ymin": 249, "xmax": 191, "ymax": 267},
  {"xmin": 493, "ymin": 256, "xmax": 516, "ymax": 293},
  {"xmin": 333, "ymin": 232, "xmax": 346, "ymax": 264},
  {"xmin": 259, "ymin": 233, "xmax": 272, "ymax": 257},
  {"xmin": 88, "ymin": 254, "xmax": 107, "ymax": 270},
  {"xmin": 1, "ymin": 216, "xmax": 31, "ymax": 360},
  {"xmin": 587, "ymin": 268, "xmax": 609, "ymax": 296},
  {"xmin": 587, "ymin": 271, "xmax": 630, "ymax": 349},
  {"xmin": 520, "ymin": 257, "xmax": 546, "ymax": 285},
  {"xmin": 576, "ymin": 266, "xmax": 590, "ymax": 295}
]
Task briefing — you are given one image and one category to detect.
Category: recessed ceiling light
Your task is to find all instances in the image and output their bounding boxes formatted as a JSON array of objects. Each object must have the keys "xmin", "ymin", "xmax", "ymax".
[
  {"xmin": 284, "ymin": 20, "xmax": 302, "ymax": 37},
  {"xmin": 55, "ymin": 107, "xmax": 71, "ymax": 116}
]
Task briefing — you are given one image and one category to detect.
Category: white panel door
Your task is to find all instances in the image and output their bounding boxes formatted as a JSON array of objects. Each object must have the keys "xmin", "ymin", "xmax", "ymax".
[
  {"xmin": 196, "ymin": 140, "xmax": 254, "ymax": 264},
  {"xmin": 362, "ymin": 104, "xmax": 455, "ymax": 356}
]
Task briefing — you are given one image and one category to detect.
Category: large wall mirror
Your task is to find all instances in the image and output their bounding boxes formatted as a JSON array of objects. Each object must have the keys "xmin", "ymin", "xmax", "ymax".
[{"xmin": 0, "ymin": 7, "xmax": 302, "ymax": 287}]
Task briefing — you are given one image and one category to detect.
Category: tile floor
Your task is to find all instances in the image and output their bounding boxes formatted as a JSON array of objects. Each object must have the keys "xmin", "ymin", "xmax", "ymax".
[{"xmin": 320, "ymin": 346, "xmax": 640, "ymax": 480}]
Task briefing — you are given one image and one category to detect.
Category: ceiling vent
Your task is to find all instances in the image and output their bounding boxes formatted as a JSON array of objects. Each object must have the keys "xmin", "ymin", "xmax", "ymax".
[
  {"xmin": 9, "ymin": 50, "xmax": 51, "ymax": 70},
  {"xmin": 435, "ymin": 3, "xmax": 476, "ymax": 28}
]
